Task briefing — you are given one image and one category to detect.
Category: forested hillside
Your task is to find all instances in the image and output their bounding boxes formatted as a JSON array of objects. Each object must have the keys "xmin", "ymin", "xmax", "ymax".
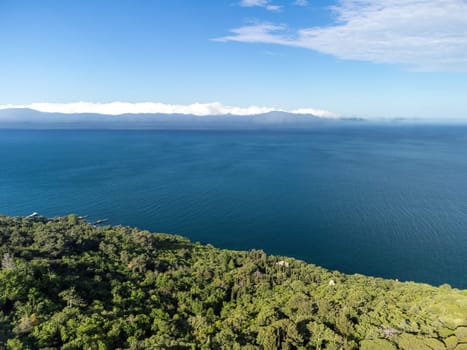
[{"xmin": 0, "ymin": 215, "xmax": 466, "ymax": 349}]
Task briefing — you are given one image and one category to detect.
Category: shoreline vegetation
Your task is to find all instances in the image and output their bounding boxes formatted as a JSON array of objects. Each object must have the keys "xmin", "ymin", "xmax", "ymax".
[{"xmin": 0, "ymin": 214, "xmax": 466, "ymax": 349}]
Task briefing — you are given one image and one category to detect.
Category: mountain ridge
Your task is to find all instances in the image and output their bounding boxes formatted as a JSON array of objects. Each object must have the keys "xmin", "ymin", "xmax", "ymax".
[{"xmin": 0, "ymin": 108, "xmax": 364, "ymax": 129}]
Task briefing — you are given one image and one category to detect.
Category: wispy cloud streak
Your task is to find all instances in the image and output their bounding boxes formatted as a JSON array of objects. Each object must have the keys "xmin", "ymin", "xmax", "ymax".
[
  {"xmin": 239, "ymin": 0, "xmax": 282, "ymax": 11},
  {"xmin": 217, "ymin": 0, "xmax": 467, "ymax": 71},
  {"xmin": 293, "ymin": 0, "xmax": 308, "ymax": 6}
]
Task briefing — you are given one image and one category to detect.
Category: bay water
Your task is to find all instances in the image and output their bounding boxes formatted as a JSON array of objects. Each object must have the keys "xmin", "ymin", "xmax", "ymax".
[{"xmin": 1, "ymin": 127, "xmax": 466, "ymax": 288}]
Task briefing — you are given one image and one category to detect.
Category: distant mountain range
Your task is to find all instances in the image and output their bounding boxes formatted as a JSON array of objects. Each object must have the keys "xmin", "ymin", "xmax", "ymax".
[{"xmin": 0, "ymin": 108, "xmax": 364, "ymax": 129}]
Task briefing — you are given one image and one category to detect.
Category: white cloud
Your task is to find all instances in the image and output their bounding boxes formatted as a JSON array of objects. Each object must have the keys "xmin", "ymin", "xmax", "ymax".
[
  {"xmin": 240, "ymin": 0, "xmax": 268, "ymax": 6},
  {"xmin": 214, "ymin": 23, "xmax": 290, "ymax": 44},
  {"xmin": 293, "ymin": 0, "xmax": 308, "ymax": 6},
  {"xmin": 265, "ymin": 4, "xmax": 281, "ymax": 11},
  {"xmin": 218, "ymin": 0, "xmax": 467, "ymax": 71},
  {"xmin": 0, "ymin": 102, "xmax": 339, "ymax": 118},
  {"xmin": 239, "ymin": 0, "xmax": 282, "ymax": 11}
]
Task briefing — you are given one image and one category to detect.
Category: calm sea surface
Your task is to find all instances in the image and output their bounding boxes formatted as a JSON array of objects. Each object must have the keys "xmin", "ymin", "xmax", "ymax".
[{"xmin": 1, "ymin": 127, "xmax": 466, "ymax": 288}]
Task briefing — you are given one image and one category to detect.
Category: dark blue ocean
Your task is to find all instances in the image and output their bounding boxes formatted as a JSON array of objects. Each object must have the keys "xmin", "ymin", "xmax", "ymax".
[{"xmin": 1, "ymin": 127, "xmax": 466, "ymax": 288}]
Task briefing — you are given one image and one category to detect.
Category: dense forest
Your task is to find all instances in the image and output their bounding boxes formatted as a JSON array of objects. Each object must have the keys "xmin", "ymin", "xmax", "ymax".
[{"xmin": 0, "ymin": 215, "xmax": 466, "ymax": 350}]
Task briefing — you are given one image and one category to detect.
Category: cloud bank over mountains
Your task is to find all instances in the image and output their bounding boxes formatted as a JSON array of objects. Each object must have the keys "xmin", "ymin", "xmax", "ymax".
[
  {"xmin": 0, "ymin": 102, "xmax": 357, "ymax": 130},
  {"xmin": 217, "ymin": 0, "xmax": 467, "ymax": 71},
  {"xmin": 0, "ymin": 102, "xmax": 339, "ymax": 118}
]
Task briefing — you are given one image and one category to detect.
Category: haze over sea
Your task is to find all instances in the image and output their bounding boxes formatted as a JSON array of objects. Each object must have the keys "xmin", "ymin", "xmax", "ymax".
[{"xmin": 1, "ymin": 126, "xmax": 466, "ymax": 288}]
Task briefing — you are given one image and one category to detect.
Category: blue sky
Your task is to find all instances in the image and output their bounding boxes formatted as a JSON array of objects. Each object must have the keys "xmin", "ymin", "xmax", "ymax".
[{"xmin": 1, "ymin": 0, "xmax": 467, "ymax": 119}]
